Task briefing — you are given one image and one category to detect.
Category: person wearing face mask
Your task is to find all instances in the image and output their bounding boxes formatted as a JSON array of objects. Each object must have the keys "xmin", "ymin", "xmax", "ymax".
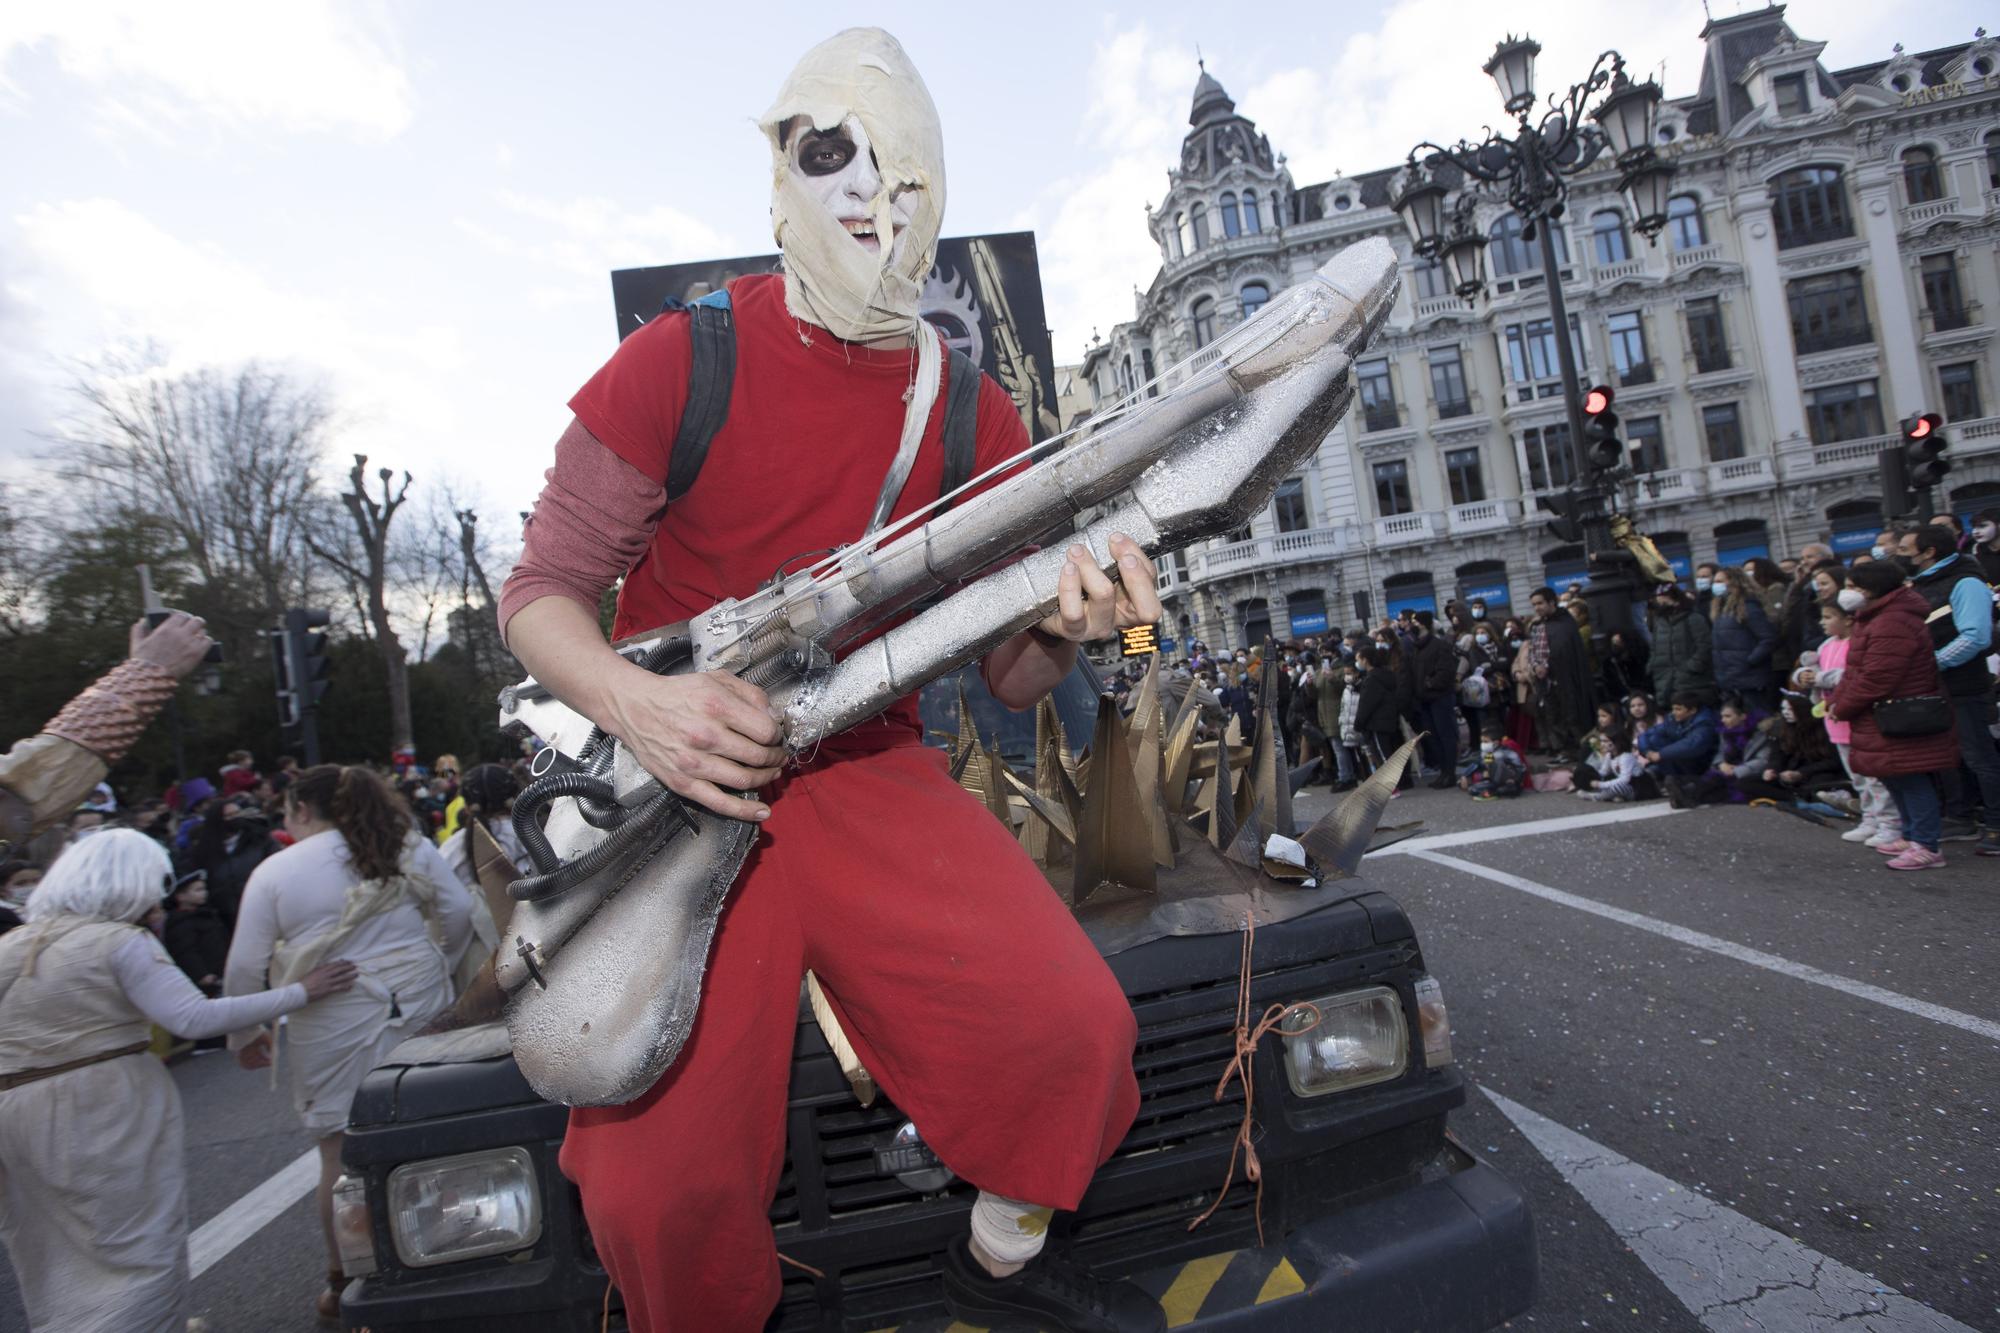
[
  {"xmin": 495, "ymin": 30, "xmax": 1167, "ymax": 1333},
  {"xmin": 1893, "ymin": 523, "xmax": 2000, "ymax": 855},
  {"xmin": 1805, "ymin": 599, "xmax": 1902, "ymax": 847},
  {"xmin": 184, "ymin": 794, "xmax": 280, "ymax": 930},
  {"xmin": 1691, "ymin": 563, "xmax": 1718, "ymax": 618},
  {"xmin": 1829, "ymin": 562, "xmax": 1962, "ymax": 870},
  {"xmin": 1706, "ymin": 567, "xmax": 1778, "ymax": 713},
  {"xmin": 1647, "ymin": 584, "xmax": 1716, "ymax": 708},
  {"xmin": 1411, "ymin": 612, "xmax": 1460, "ymax": 788},
  {"xmin": 1971, "ymin": 510, "xmax": 2000, "ymax": 585}
]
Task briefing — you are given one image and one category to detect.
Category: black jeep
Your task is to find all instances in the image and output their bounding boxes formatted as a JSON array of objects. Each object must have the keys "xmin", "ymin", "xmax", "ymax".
[{"xmin": 332, "ymin": 664, "xmax": 1536, "ymax": 1331}]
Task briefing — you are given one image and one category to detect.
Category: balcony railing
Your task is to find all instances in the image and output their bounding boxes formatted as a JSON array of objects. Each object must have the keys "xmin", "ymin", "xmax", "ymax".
[
  {"xmin": 1414, "ymin": 294, "xmax": 1472, "ymax": 319},
  {"xmin": 1706, "ymin": 456, "xmax": 1776, "ymax": 494},
  {"xmin": 1448, "ymin": 499, "xmax": 1519, "ymax": 534},
  {"xmin": 1617, "ymin": 361, "xmax": 1658, "ymax": 387},
  {"xmin": 1362, "ymin": 403, "xmax": 1402, "ymax": 433},
  {"xmin": 1188, "ymin": 525, "xmax": 1349, "ymax": 581},
  {"xmin": 1689, "ymin": 338, "xmax": 1732, "ymax": 373},
  {"xmin": 1434, "ymin": 395, "xmax": 1475, "ymax": 420},
  {"xmin": 1672, "ymin": 243, "xmax": 1723, "ymax": 270},
  {"xmin": 1775, "ymin": 220, "xmax": 1856, "ymax": 250},
  {"xmin": 1594, "ymin": 258, "xmax": 1646, "ymax": 285},
  {"xmin": 1636, "ymin": 468, "xmax": 1705, "ymax": 504},
  {"xmin": 1901, "ymin": 198, "xmax": 1957, "ymax": 227},
  {"xmin": 1792, "ymin": 325, "xmax": 1873, "ymax": 355},
  {"xmin": 1374, "ymin": 512, "xmax": 1440, "ymax": 547},
  {"xmin": 1923, "ymin": 301, "xmax": 1978, "ymax": 334}
]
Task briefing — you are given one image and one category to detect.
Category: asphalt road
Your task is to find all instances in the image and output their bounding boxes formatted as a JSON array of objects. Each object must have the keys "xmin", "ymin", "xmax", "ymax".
[{"xmin": 1, "ymin": 784, "xmax": 1994, "ymax": 1332}]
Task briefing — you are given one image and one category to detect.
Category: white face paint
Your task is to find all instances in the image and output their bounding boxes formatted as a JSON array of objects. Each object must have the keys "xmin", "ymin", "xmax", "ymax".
[{"xmin": 787, "ymin": 115, "xmax": 917, "ymax": 258}]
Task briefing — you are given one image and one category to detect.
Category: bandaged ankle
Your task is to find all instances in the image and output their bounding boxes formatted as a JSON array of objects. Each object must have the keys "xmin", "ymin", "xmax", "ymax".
[{"xmin": 970, "ymin": 1191, "xmax": 1055, "ymax": 1267}]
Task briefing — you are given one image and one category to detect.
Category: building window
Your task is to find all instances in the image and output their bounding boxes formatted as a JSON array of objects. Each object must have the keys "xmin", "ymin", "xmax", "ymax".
[
  {"xmin": 1628, "ymin": 415, "xmax": 1666, "ymax": 473},
  {"xmin": 1445, "ymin": 447, "xmax": 1485, "ymax": 504},
  {"xmin": 1140, "ymin": 348, "xmax": 1157, "ymax": 397},
  {"xmin": 1165, "ymin": 225, "xmax": 1182, "ymax": 261},
  {"xmin": 1805, "ymin": 380, "xmax": 1885, "ymax": 444},
  {"xmin": 1989, "ymin": 131, "xmax": 2000, "ymax": 189},
  {"xmin": 1771, "ymin": 166, "xmax": 1852, "ymax": 249},
  {"xmin": 1920, "ymin": 253, "xmax": 1969, "ymax": 331},
  {"xmin": 1667, "ymin": 194, "xmax": 1707, "ymax": 250},
  {"xmin": 1273, "ymin": 476, "xmax": 1309, "ymax": 532},
  {"xmin": 1220, "ymin": 192, "xmax": 1241, "ymax": 239},
  {"xmin": 1787, "ymin": 270, "xmax": 1871, "ymax": 353},
  {"xmin": 1686, "ymin": 298, "xmax": 1730, "ymax": 372},
  {"xmin": 1242, "ymin": 193, "xmax": 1262, "ymax": 234},
  {"xmin": 1522, "ymin": 424, "xmax": 1575, "ymax": 491},
  {"xmin": 1772, "ymin": 72, "xmax": 1810, "ymax": 117},
  {"xmin": 1240, "ymin": 282, "xmax": 1270, "ymax": 319},
  {"xmin": 1607, "ymin": 311, "xmax": 1653, "ymax": 385},
  {"xmin": 1489, "ymin": 214, "xmax": 1535, "ymax": 278},
  {"xmin": 1191, "ymin": 203, "xmax": 1210, "ymax": 249},
  {"xmin": 1191, "ymin": 297, "xmax": 1216, "ymax": 349},
  {"xmin": 1271, "ymin": 191, "xmax": 1284, "ymax": 227},
  {"xmin": 1373, "ymin": 459, "xmax": 1413, "ymax": 516},
  {"xmin": 1429, "ymin": 346, "xmax": 1471, "ymax": 418},
  {"xmin": 1592, "ymin": 210, "xmax": 1631, "ymax": 265},
  {"xmin": 1120, "ymin": 355, "xmax": 1133, "ymax": 398},
  {"xmin": 1357, "ymin": 359, "xmax": 1398, "ymax": 431},
  {"xmin": 1702, "ymin": 403, "xmax": 1745, "ymax": 462},
  {"xmin": 1176, "ymin": 212, "xmax": 1192, "ymax": 256},
  {"xmin": 1901, "ymin": 147, "xmax": 1944, "ymax": 204},
  {"xmin": 1939, "ymin": 362, "xmax": 1983, "ymax": 422},
  {"xmin": 1412, "ymin": 260, "xmax": 1450, "ymax": 300},
  {"xmin": 1503, "ymin": 316, "xmax": 1586, "ymax": 394}
]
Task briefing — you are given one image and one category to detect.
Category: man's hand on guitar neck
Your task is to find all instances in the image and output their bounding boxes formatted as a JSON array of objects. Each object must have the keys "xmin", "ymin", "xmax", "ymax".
[{"xmin": 986, "ymin": 532, "xmax": 1163, "ymax": 710}]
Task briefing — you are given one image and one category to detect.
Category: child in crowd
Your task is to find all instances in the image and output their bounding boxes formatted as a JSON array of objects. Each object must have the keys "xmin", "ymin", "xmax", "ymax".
[
  {"xmin": 1463, "ymin": 722, "xmax": 1528, "ymax": 800},
  {"xmin": 1624, "ymin": 692, "xmax": 1660, "ymax": 733},
  {"xmin": 1639, "ymin": 691, "xmax": 1720, "ymax": 779},
  {"xmin": 1668, "ymin": 695, "xmax": 1773, "ymax": 808},
  {"xmin": 1806, "ymin": 600, "xmax": 1903, "ymax": 847},
  {"xmin": 1336, "ymin": 661, "xmax": 1366, "ymax": 786},
  {"xmin": 1730, "ymin": 692, "xmax": 1848, "ymax": 803},
  {"xmin": 1573, "ymin": 729, "xmax": 1659, "ymax": 802}
]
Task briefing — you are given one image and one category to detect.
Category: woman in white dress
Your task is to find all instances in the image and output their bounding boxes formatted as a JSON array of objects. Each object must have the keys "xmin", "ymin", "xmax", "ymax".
[
  {"xmin": 0, "ymin": 829, "xmax": 356, "ymax": 1333},
  {"xmin": 223, "ymin": 764, "xmax": 475, "ymax": 1322}
]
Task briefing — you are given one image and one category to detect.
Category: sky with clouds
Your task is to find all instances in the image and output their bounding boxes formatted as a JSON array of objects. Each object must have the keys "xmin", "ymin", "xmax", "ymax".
[{"xmin": 2, "ymin": 0, "xmax": 1983, "ymax": 520}]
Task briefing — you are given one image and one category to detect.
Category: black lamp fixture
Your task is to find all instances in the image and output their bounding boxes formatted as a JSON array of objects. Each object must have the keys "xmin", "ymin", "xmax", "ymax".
[
  {"xmin": 1483, "ymin": 36, "xmax": 1542, "ymax": 116},
  {"xmin": 1391, "ymin": 166, "xmax": 1451, "ymax": 256}
]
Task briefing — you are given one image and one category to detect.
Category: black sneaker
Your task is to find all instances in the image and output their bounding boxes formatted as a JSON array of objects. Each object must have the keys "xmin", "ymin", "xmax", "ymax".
[
  {"xmin": 940, "ymin": 1237, "xmax": 1166, "ymax": 1333},
  {"xmin": 1664, "ymin": 777, "xmax": 1688, "ymax": 810},
  {"xmin": 1940, "ymin": 818, "xmax": 1981, "ymax": 843},
  {"xmin": 1976, "ymin": 829, "xmax": 2000, "ymax": 858}
]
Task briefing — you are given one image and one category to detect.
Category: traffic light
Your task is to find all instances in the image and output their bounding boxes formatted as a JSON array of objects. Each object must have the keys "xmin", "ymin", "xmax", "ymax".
[
  {"xmin": 1540, "ymin": 489, "xmax": 1586, "ymax": 544},
  {"xmin": 1581, "ymin": 385, "xmax": 1623, "ymax": 476},
  {"xmin": 277, "ymin": 608, "xmax": 331, "ymax": 763},
  {"xmin": 268, "ymin": 629, "xmax": 297, "ymax": 729},
  {"xmin": 1902, "ymin": 412, "xmax": 1949, "ymax": 488}
]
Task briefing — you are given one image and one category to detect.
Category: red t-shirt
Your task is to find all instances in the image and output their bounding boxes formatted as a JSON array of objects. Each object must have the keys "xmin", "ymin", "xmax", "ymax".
[{"xmin": 569, "ymin": 274, "xmax": 1031, "ymax": 744}]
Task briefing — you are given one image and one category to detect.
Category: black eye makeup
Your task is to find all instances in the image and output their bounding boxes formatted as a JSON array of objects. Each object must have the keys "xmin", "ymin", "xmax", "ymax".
[{"xmin": 795, "ymin": 131, "xmax": 857, "ymax": 177}]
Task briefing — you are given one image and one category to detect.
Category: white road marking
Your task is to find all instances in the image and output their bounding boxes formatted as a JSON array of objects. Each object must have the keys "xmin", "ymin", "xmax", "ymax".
[
  {"xmin": 1482, "ymin": 1087, "xmax": 1981, "ymax": 1333},
  {"xmin": 1412, "ymin": 850, "xmax": 2000, "ymax": 1043},
  {"xmin": 187, "ymin": 1147, "xmax": 321, "ymax": 1280},
  {"xmin": 1371, "ymin": 802, "xmax": 1681, "ymax": 856}
]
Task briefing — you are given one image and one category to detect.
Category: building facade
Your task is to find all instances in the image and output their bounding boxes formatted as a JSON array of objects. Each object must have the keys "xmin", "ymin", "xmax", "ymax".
[{"xmin": 1075, "ymin": 9, "xmax": 2000, "ymax": 650}]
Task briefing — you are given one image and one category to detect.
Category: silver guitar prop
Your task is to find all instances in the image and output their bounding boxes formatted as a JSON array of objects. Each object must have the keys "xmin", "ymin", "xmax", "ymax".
[{"xmin": 496, "ymin": 237, "xmax": 1400, "ymax": 1106}]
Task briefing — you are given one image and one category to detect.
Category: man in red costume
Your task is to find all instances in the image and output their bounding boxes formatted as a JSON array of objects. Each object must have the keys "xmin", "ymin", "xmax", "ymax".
[{"xmin": 499, "ymin": 27, "xmax": 1166, "ymax": 1333}]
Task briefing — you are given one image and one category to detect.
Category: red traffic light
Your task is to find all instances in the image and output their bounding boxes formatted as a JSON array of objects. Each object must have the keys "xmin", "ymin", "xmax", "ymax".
[
  {"xmin": 1583, "ymin": 386, "xmax": 1614, "ymax": 416},
  {"xmin": 1902, "ymin": 411, "xmax": 1943, "ymax": 443}
]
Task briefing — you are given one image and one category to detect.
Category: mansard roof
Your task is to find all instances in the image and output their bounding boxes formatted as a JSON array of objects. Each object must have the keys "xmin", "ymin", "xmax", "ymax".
[{"xmin": 1190, "ymin": 67, "xmax": 1234, "ymax": 125}]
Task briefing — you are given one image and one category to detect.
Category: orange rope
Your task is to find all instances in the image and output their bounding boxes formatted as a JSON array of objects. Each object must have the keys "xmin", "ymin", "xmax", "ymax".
[
  {"xmin": 778, "ymin": 1251, "xmax": 827, "ymax": 1278},
  {"xmin": 1186, "ymin": 913, "xmax": 1319, "ymax": 1246},
  {"xmin": 601, "ymin": 1275, "xmax": 614, "ymax": 1333}
]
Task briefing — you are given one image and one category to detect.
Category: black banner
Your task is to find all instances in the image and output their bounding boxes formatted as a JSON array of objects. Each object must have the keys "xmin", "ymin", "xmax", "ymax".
[{"xmin": 609, "ymin": 231, "xmax": 1060, "ymax": 441}]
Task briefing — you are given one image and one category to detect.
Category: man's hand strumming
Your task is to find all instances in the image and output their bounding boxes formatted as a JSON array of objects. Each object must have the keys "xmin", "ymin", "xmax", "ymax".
[
  {"xmin": 605, "ymin": 672, "xmax": 787, "ymax": 823},
  {"xmin": 1034, "ymin": 532, "xmax": 1163, "ymax": 644}
]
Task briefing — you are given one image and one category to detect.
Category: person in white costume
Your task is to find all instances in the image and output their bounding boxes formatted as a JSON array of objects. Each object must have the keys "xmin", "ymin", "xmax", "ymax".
[
  {"xmin": 224, "ymin": 763, "xmax": 477, "ymax": 1322},
  {"xmin": 0, "ymin": 829, "xmax": 356, "ymax": 1333}
]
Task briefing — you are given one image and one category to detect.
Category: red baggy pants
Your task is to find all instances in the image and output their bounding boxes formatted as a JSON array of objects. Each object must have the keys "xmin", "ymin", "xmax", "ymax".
[{"xmin": 558, "ymin": 740, "xmax": 1142, "ymax": 1332}]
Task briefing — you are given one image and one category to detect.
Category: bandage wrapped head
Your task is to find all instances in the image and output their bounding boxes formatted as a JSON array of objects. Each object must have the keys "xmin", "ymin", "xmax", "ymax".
[{"xmin": 760, "ymin": 28, "xmax": 945, "ymax": 344}]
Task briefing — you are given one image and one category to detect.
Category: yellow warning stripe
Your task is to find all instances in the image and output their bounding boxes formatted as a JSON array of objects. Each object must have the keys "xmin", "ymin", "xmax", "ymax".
[
  {"xmin": 1256, "ymin": 1256, "xmax": 1307, "ymax": 1304},
  {"xmin": 1160, "ymin": 1249, "xmax": 1238, "ymax": 1328}
]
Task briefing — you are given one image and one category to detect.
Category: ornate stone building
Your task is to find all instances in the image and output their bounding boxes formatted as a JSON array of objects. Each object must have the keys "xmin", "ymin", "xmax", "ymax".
[{"xmin": 1075, "ymin": 9, "xmax": 2000, "ymax": 649}]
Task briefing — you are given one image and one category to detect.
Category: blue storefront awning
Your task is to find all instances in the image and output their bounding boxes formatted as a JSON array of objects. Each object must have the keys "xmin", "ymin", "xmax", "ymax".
[
  {"xmin": 1831, "ymin": 528, "xmax": 1876, "ymax": 556},
  {"xmin": 1385, "ymin": 591, "xmax": 1437, "ymax": 617},
  {"xmin": 1289, "ymin": 611, "xmax": 1329, "ymax": 636},
  {"xmin": 1460, "ymin": 580, "xmax": 1512, "ymax": 607},
  {"xmin": 1716, "ymin": 542, "xmax": 1770, "ymax": 567}
]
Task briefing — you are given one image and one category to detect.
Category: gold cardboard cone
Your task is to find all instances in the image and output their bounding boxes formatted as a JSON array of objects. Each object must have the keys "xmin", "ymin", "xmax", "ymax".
[
  {"xmin": 1036, "ymin": 695, "xmax": 1076, "ymax": 783},
  {"xmin": 1004, "ymin": 762, "xmax": 1076, "ymax": 852},
  {"xmin": 1204, "ymin": 730, "xmax": 1238, "ymax": 851},
  {"xmin": 1162, "ymin": 707, "xmax": 1201, "ymax": 817},
  {"xmin": 1126, "ymin": 660, "xmax": 1174, "ymax": 868},
  {"xmin": 1299, "ymin": 735, "xmax": 1421, "ymax": 878},
  {"xmin": 979, "ymin": 742, "xmax": 1013, "ymax": 825},
  {"xmin": 1073, "ymin": 693, "xmax": 1156, "ymax": 901},
  {"xmin": 1125, "ymin": 655, "xmax": 1162, "ymax": 750}
]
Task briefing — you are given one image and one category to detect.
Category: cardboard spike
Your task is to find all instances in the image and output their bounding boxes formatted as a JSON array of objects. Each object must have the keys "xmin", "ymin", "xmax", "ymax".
[
  {"xmin": 952, "ymin": 680, "xmax": 990, "ymax": 796},
  {"xmin": 1036, "ymin": 696, "xmax": 1075, "ymax": 783},
  {"xmin": 1126, "ymin": 661, "xmax": 1174, "ymax": 869},
  {"xmin": 979, "ymin": 743, "xmax": 1013, "ymax": 825},
  {"xmin": 1003, "ymin": 763, "xmax": 1076, "ymax": 848},
  {"xmin": 1125, "ymin": 654, "xmax": 1162, "ymax": 749},
  {"xmin": 1044, "ymin": 736, "xmax": 1083, "ymax": 824},
  {"xmin": 1162, "ymin": 707, "xmax": 1201, "ymax": 816},
  {"xmin": 1299, "ymin": 736, "xmax": 1422, "ymax": 880},
  {"xmin": 1204, "ymin": 729, "xmax": 1238, "ymax": 851},
  {"xmin": 1187, "ymin": 743, "xmax": 1252, "ymax": 780},
  {"xmin": 1073, "ymin": 693, "xmax": 1156, "ymax": 902}
]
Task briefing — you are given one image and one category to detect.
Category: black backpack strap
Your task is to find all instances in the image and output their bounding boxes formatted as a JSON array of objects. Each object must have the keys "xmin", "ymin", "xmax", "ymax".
[
  {"xmin": 663, "ymin": 291, "xmax": 736, "ymax": 503},
  {"xmin": 938, "ymin": 348, "xmax": 980, "ymax": 512}
]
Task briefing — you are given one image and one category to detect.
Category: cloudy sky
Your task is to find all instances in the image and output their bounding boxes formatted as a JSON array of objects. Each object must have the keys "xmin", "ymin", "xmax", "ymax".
[{"xmin": 2, "ymin": 0, "xmax": 1981, "ymax": 519}]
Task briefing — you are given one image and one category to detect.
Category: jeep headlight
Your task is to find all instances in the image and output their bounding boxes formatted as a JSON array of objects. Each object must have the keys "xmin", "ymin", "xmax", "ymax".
[
  {"xmin": 1278, "ymin": 985, "xmax": 1407, "ymax": 1097},
  {"xmin": 387, "ymin": 1147, "xmax": 542, "ymax": 1268}
]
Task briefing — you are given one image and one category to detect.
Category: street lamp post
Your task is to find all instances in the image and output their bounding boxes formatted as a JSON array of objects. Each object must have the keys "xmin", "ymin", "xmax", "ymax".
[{"xmin": 1393, "ymin": 37, "xmax": 1675, "ymax": 636}]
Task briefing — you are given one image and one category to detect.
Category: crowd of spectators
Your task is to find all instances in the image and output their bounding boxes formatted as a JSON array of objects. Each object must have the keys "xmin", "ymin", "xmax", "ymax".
[{"xmin": 1102, "ymin": 509, "xmax": 2000, "ymax": 869}]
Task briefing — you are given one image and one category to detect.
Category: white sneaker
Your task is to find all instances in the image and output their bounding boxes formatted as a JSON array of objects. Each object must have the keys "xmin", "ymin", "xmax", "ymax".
[
  {"xmin": 1863, "ymin": 827, "xmax": 1904, "ymax": 848},
  {"xmin": 1841, "ymin": 823, "xmax": 1878, "ymax": 843}
]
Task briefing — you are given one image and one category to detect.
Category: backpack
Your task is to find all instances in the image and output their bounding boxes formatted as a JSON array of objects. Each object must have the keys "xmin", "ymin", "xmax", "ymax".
[{"xmin": 659, "ymin": 289, "xmax": 983, "ymax": 508}]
